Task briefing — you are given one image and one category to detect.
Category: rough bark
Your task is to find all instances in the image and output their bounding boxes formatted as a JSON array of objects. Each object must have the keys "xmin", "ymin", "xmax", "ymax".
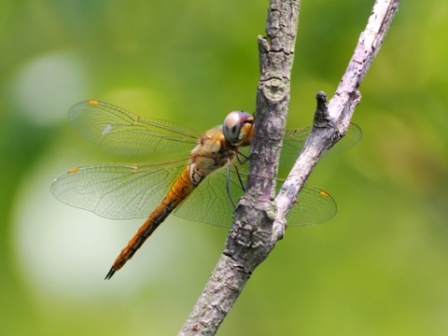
[{"xmin": 179, "ymin": 1, "xmax": 400, "ymax": 335}]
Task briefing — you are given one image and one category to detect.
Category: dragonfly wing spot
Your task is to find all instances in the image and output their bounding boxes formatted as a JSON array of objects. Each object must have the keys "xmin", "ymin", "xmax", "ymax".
[
  {"xmin": 68, "ymin": 167, "xmax": 80, "ymax": 174},
  {"xmin": 102, "ymin": 123, "xmax": 113, "ymax": 135}
]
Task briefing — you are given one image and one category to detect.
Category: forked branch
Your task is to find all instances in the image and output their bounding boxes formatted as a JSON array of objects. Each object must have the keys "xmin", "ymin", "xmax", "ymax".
[{"xmin": 179, "ymin": 1, "xmax": 400, "ymax": 335}]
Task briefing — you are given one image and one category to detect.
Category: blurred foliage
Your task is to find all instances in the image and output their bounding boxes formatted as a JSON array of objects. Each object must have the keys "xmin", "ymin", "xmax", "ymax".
[{"xmin": 1, "ymin": 0, "xmax": 447, "ymax": 335}]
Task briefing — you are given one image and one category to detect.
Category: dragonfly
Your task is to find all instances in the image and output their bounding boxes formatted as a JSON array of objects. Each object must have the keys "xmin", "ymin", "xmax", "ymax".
[{"xmin": 51, "ymin": 100, "xmax": 361, "ymax": 279}]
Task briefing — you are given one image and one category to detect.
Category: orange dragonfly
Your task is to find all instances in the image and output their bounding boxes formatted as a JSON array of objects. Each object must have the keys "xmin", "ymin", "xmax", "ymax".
[{"xmin": 51, "ymin": 100, "xmax": 361, "ymax": 279}]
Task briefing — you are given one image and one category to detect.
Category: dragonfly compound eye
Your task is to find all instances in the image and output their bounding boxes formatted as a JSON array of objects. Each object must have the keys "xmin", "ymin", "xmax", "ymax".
[{"xmin": 223, "ymin": 111, "xmax": 253, "ymax": 146}]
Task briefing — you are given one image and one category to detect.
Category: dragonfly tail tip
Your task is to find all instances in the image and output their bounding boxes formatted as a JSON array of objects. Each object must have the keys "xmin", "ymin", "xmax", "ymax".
[{"xmin": 104, "ymin": 267, "xmax": 116, "ymax": 280}]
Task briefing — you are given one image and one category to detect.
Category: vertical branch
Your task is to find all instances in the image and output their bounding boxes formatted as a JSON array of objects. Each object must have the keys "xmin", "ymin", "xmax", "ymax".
[
  {"xmin": 179, "ymin": 1, "xmax": 300, "ymax": 335},
  {"xmin": 225, "ymin": 0, "xmax": 301, "ymax": 274}
]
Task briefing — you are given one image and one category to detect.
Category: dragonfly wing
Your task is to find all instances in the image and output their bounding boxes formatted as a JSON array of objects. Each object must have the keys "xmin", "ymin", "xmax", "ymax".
[
  {"xmin": 283, "ymin": 185, "xmax": 337, "ymax": 226},
  {"xmin": 174, "ymin": 167, "xmax": 244, "ymax": 228},
  {"xmin": 280, "ymin": 123, "xmax": 362, "ymax": 172},
  {"xmin": 324, "ymin": 123, "xmax": 362, "ymax": 158},
  {"xmin": 280, "ymin": 127, "xmax": 310, "ymax": 172},
  {"xmin": 68, "ymin": 100, "xmax": 198, "ymax": 157},
  {"xmin": 51, "ymin": 160, "xmax": 189, "ymax": 219},
  {"xmin": 175, "ymin": 166, "xmax": 336, "ymax": 227}
]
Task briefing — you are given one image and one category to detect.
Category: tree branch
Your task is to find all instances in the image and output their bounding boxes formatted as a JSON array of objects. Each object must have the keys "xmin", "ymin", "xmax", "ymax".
[{"xmin": 179, "ymin": 1, "xmax": 399, "ymax": 335}]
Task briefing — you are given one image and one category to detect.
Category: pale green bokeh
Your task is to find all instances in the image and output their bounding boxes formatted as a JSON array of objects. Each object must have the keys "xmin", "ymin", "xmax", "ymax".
[{"xmin": 1, "ymin": 1, "xmax": 447, "ymax": 335}]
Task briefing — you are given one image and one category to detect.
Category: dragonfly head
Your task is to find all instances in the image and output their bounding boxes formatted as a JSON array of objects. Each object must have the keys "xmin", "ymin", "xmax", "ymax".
[{"xmin": 223, "ymin": 111, "xmax": 254, "ymax": 147}]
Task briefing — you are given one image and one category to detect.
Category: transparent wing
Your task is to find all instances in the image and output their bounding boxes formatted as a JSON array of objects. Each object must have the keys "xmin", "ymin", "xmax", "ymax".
[
  {"xmin": 51, "ymin": 159, "xmax": 189, "ymax": 219},
  {"xmin": 174, "ymin": 168, "xmax": 242, "ymax": 227},
  {"xmin": 51, "ymin": 159, "xmax": 337, "ymax": 226},
  {"xmin": 284, "ymin": 186, "xmax": 337, "ymax": 226},
  {"xmin": 280, "ymin": 123, "xmax": 362, "ymax": 172},
  {"xmin": 68, "ymin": 100, "xmax": 199, "ymax": 157},
  {"xmin": 175, "ymin": 168, "xmax": 337, "ymax": 227}
]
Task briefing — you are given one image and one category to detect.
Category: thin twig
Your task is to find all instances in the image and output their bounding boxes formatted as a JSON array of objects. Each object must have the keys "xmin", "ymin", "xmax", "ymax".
[{"xmin": 275, "ymin": 0, "xmax": 400, "ymax": 230}]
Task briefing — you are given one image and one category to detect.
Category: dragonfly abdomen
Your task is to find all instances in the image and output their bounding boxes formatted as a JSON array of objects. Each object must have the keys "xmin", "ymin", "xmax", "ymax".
[{"xmin": 106, "ymin": 166, "xmax": 197, "ymax": 279}]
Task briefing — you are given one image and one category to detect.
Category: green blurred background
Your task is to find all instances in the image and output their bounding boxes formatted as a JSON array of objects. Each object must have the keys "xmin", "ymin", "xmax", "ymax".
[{"xmin": 1, "ymin": 1, "xmax": 447, "ymax": 335}]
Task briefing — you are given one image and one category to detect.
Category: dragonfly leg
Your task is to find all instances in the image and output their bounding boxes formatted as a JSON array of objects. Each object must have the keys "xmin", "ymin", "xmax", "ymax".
[
  {"xmin": 233, "ymin": 163, "xmax": 246, "ymax": 193},
  {"xmin": 225, "ymin": 161, "xmax": 247, "ymax": 212},
  {"xmin": 226, "ymin": 162, "xmax": 237, "ymax": 210},
  {"xmin": 235, "ymin": 150, "xmax": 250, "ymax": 165}
]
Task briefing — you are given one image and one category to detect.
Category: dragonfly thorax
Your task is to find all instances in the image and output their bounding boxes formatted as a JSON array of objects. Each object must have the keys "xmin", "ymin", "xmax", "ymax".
[{"xmin": 190, "ymin": 127, "xmax": 237, "ymax": 179}]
